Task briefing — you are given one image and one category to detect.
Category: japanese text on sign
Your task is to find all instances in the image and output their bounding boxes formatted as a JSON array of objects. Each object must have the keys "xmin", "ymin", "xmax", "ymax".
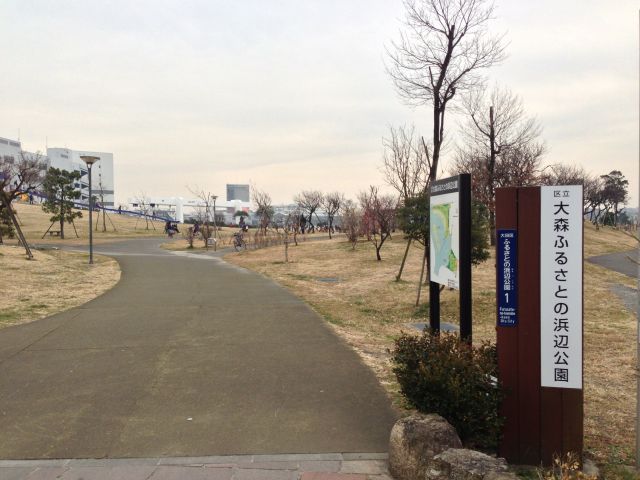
[
  {"xmin": 497, "ymin": 230, "xmax": 517, "ymax": 327},
  {"xmin": 540, "ymin": 185, "xmax": 583, "ymax": 389}
]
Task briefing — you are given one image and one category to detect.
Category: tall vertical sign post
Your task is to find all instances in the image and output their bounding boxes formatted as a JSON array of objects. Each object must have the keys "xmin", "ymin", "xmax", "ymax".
[
  {"xmin": 496, "ymin": 185, "xmax": 583, "ymax": 466},
  {"xmin": 429, "ymin": 174, "xmax": 472, "ymax": 342}
]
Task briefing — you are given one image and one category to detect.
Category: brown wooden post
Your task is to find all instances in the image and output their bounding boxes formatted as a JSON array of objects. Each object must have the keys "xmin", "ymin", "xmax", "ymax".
[
  {"xmin": 517, "ymin": 187, "xmax": 542, "ymax": 464},
  {"xmin": 495, "ymin": 187, "xmax": 519, "ymax": 462},
  {"xmin": 497, "ymin": 186, "xmax": 583, "ymax": 466}
]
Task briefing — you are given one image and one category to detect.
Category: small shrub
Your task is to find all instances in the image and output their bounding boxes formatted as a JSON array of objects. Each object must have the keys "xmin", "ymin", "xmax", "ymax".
[
  {"xmin": 537, "ymin": 453, "xmax": 597, "ymax": 480},
  {"xmin": 391, "ymin": 331, "xmax": 503, "ymax": 451}
]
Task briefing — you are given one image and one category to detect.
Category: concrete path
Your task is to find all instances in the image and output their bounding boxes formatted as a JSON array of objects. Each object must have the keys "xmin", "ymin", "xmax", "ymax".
[
  {"xmin": 587, "ymin": 249, "xmax": 638, "ymax": 278},
  {"xmin": 0, "ymin": 238, "xmax": 397, "ymax": 460},
  {"xmin": 0, "ymin": 453, "xmax": 392, "ymax": 480}
]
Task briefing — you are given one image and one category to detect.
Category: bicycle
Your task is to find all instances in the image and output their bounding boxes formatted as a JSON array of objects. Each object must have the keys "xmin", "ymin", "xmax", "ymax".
[{"xmin": 233, "ymin": 231, "xmax": 247, "ymax": 251}]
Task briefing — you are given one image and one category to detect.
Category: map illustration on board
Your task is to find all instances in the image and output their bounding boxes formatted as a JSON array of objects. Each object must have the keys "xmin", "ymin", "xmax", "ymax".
[
  {"xmin": 430, "ymin": 200, "xmax": 459, "ymax": 288},
  {"xmin": 431, "ymin": 203, "xmax": 458, "ymax": 271}
]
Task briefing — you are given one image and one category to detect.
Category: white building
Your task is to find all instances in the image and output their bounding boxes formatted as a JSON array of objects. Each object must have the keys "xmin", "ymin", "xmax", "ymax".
[
  {"xmin": 47, "ymin": 148, "xmax": 115, "ymax": 207},
  {"xmin": 128, "ymin": 196, "xmax": 251, "ymax": 224},
  {"xmin": 0, "ymin": 136, "xmax": 22, "ymax": 162}
]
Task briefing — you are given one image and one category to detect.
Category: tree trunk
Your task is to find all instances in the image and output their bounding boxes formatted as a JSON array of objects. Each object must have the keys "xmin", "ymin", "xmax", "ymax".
[
  {"xmin": 416, "ymin": 246, "xmax": 427, "ymax": 306},
  {"xmin": 488, "ymin": 106, "xmax": 497, "ymax": 246},
  {"xmin": 328, "ymin": 219, "xmax": 333, "ymax": 239},
  {"xmin": 396, "ymin": 238, "xmax": 412, "ymax": 282},
  {"xmin": 432, "ymin": 103, "xmax": 441, "ymax": 182},
  {"xmin": 59, "ymin": 210, "xmax": 65, "ymax": 240}
]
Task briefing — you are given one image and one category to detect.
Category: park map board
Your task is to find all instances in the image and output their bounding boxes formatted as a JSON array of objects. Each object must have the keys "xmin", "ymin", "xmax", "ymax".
[{"xmin": 430, "ymin": 178, "xmax": 460, "ymax": 290}]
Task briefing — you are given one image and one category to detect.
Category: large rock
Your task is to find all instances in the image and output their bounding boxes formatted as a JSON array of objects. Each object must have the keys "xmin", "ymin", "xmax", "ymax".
[
  {"xmin": 388, "ymin": 413, "xmax": 463, "ymax": 480},
  {"xmin": 425, "ymin": 448, "xmax": 517, "ymax": 480}
]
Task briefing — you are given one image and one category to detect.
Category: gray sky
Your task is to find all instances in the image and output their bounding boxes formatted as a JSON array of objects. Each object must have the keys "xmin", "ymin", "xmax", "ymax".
[{"xmin": 1, "ymin": 0, "xmax": 637, "ymax": 206}]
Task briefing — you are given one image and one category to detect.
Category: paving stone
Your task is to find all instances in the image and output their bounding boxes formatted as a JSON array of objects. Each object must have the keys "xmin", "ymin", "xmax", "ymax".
[
  {"xmin": 232, "ymin": 467, "xmax": 297, "ymax": 480},
  {"xmin": 0, "ymin": 460, "xmax": 68, "ymax": 468},
  {"xmin": 60, "ymin": 465, "xmax": 159, "ymax": 479},
  {"xmin": 366, "ymin": 474, "xmax": 394, "ymax": 480},
  {"xmin": 0, "ymin": 467, "xmax": 38, "ymax": 480},
  {"xmin": 96, "ymin": 458, "xmax": 161, "ymax": 467},
  {"xmin": 298, "ymin": 460, "xmax": 341, "ymax": 473},
  {"xmin": 342, "ymin": 454, "xmax": 388, "ymax": 461},
  {"xmin": 237, "ymin": 461, "xmax": 299, "ymax": 470},
  {"xmin": 340, "ymin": 461, "xmax": 388, "ymax": 475},
  {"xmin": 150, "ymin": 466, "xmax": 232, "ymax": 479},
  {"xmin": 300, "ymin": 473, "xmax": 367, "ymax": 480},
  {"xmin": 65, "ymin": 459, "xmax": 110, "ymax": 467},
  {"xmin": 24, "ymin": 467, "xmax": 68, "ymax": 479},
  {"xmin": 252, "ymin": 454, "xmax": 343, "ymax": 463},
  {"xmin": 158, "ymin": 455, "xmax": 252, "ymax": 466}
]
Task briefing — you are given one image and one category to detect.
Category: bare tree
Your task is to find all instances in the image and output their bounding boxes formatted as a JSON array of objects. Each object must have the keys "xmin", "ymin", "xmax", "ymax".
[
  {"xmin": 294, "ymin": 190, "xmax": 323, "ymax": 233},
  {"xmin": 358, "ymin": 186, "xmax": 397, "ymax": 261},
  {"xmin": 452, "ymin": 142, "xmax": 544, "ymax": 228},
  {"xmin": 382, "ymin": 125, "xmax": 430, "ymax": 199},
  {"xmin": 540, "ymin": 164, "xmax": 602, "ymax": 219},
  {"xmin": 0, "ymin": 151, "xmax": 45, "ymax": 204},
  {"xmin": 94, "ymin": 174, "xmax": 117, "ymax": 233},
  {"xmin": 188, "ymin": 186, "xmax": 218, "ymax": 250},
  {"xmin": 540, "ymin": 164, "xmax": 587, "ymax": 187},
  {"xmin": 282, "ymin": 207, "xmax": 302, "ymax": 261},
  {"xmin": 457, "ymin": 85, "xmax": 545, "ymax": 243},
  {"xmin": 321, "ymin": 192, "xmax": 344, "ymax": 239},
  {"xmin": 381, "ymin": 125, "xmax": 431, "ymax": 281},
  {"xmin": 252, "ymin": 186, "xmax": 274, "ymax": 235},
  {"xmin": 387, "ymin": 0, "xmax": 506, "ymax": 183},
  {"xmin": 133, "ymin": 192, "xmax": 156, "ymax": 230},
  {"xmin": 0, "ymin": 151, "xmax": 45, "ymax": 255},
  {"xmin": 341, "ymin": 200, "xmax": 362, "ymax": 250}
]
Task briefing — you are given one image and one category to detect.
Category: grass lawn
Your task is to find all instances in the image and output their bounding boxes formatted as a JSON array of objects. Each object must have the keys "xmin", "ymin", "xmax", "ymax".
[
  {"xmin": 225, "ymin": 222, "xmax": 638, "ymax": 470},
  {"xmin": 0, "ymin": 245, "xmax": 120, "ymax": 329},
  {"xmin": 5, "ymin": 202, "xmax": 168, "ymax": 246}
]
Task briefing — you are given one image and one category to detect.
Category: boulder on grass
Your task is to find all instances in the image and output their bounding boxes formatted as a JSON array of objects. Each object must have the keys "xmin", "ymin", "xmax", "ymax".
[
  {"xmin": 426, "ymin": 448, "xmax": 517, "ymax": 480},
  {"xmin": 388, "ymin": 413, "xmax": 463, "ymax": 480}
]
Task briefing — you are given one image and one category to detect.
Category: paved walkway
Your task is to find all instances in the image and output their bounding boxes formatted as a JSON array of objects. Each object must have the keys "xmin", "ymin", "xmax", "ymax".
[
  {"xmin": 587, "ymin": 249, "xmax": 638, "ymax": 278},
  {"xmin": 0, "ymin": 238, "xmax": 397, "ymax": 463}
]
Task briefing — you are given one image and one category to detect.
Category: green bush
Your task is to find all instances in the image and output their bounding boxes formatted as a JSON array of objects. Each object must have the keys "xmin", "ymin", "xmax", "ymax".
[{"xmin": 391, "ymin": 331, "xmax": 503, "ymax": 451}]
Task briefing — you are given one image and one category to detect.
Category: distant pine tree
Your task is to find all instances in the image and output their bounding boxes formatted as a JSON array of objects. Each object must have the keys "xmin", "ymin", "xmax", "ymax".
[{"xmin": 41, "ymin": 168, "xmax": 83, "ymax": 239}]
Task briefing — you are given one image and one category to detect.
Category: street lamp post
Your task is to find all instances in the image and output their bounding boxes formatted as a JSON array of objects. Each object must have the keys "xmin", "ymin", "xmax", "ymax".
[
  {"xmin": 212, "ymin": 195, "xmax": 218, "ymax": 252},
  {"xmin": 80, "ymin": 156, "xmax": 100, "ymax": 264}
]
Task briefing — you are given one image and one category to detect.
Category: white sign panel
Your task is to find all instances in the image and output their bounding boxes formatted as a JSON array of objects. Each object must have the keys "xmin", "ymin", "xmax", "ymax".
[
  {"xmin": 430, "ymin": 179, "xmax": 460, "ymax": 289},
  {"xmin": 540, "ymin": 185, "xmax": 583, "ymax": 389}
]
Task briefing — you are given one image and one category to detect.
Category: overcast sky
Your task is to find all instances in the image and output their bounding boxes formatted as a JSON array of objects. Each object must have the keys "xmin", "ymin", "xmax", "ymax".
[{"xmin": 1, "ymin": 0, "xmax": 637, "ymax": 206}]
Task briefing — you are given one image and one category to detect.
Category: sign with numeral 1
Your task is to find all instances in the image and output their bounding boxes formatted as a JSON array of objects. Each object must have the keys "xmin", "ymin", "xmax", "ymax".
[{"xmin": 497, "ymin": 229, "xmax": 517, "ymax": 327}]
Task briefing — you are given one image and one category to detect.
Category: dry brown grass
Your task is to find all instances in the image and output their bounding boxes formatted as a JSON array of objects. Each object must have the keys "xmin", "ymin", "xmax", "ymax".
[
  {"xmin": 225, "ymin": 226, "xmax": 638, "ymax": 465},
  {"xmin": 161, "ymin": 229, "xmax": 238, "ymax": 251},
  {"xmin": 5, "ymin": 202, "xmax": 168, "ymax": 246},
  {"xmin": 0, "ymin": 245, "xmax": 120, "ymax": 329},
  {"xmin": 584, "ymin": 221, "xmax": 638, "ymax": 257},
  {"xmin": 162, "ymin": 229, "xmax": 332, "ymax": 251}
]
